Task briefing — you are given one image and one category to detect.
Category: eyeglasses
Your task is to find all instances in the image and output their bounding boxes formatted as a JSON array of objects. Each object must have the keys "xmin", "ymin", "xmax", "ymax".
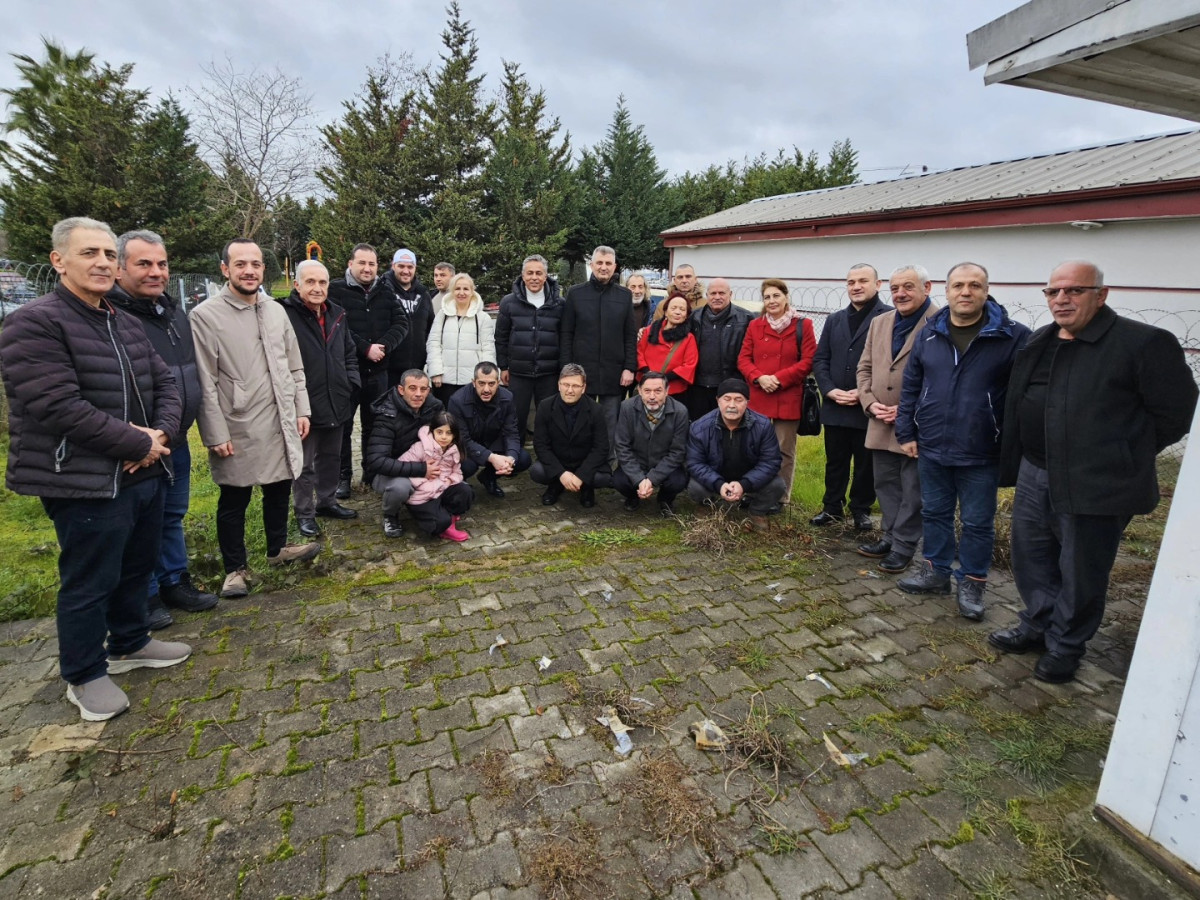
[{"xmin": 1042, "ymin": 286, "xmax": 1100, "ymax": 298}]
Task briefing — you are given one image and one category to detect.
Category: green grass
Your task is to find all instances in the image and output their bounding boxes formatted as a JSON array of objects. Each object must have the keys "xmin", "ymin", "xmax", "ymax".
[{"xmin": 789, "ymin": 434, "xmax": 827, "ymax": 513}]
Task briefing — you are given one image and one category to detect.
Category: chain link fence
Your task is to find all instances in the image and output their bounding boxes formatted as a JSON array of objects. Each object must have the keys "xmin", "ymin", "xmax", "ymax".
[{"xmin": 0, "ymin": 259, "xmax": 218, "ymax": 317}]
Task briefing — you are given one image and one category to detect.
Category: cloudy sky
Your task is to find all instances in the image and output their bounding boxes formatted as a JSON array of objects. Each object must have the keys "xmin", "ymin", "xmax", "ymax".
[{"xmin": 1, "ymin": 0, "xmax": 1189, "ymax": 183}]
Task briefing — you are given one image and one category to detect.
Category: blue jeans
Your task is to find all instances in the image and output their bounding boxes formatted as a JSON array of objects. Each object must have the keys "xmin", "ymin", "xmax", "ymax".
[
  {"xmin": 153, "ymin": 438, "xmax": 191, "ymax": 594},
  {"xmin": 917, "ymin": 457, "xmax": 999, "ymax": 581},
  {"xmin": 42, "ymin": 476, "xmax": 164, "ymax": 685}
]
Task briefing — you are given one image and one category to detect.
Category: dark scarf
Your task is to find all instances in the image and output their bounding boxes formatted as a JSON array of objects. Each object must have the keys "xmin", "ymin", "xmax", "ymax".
[
  {"xmin": 649, "ymin": 319, "xmax": 690, "ymax": 346},
  {"xmin": 892, "ymin": 298, "xmax": 931, "ymax": 357}
]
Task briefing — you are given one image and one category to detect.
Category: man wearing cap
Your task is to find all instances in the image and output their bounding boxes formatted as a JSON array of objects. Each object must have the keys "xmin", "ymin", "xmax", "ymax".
[
  {"xmin": 382, "ymin": 248, "xmax": 434, "ymax": 388},
  {"xmin": 686, "ymin": 378, "xmax": 785, "ymax": 530}
]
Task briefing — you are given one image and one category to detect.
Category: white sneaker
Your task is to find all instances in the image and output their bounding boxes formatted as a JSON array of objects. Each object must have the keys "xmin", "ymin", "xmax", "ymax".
[
  {"xmin": 66, "ymin": 676, "xmax": 129, "ymax": 722},
  {"xmin": 107, "ymin": 639, "xmax": 192, "ymax": 674}
]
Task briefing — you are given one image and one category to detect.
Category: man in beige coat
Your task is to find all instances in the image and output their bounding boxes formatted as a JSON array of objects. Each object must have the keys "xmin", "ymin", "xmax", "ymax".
[
  {"xmin": 191, "ymin": 239, "xmax": 319, "ymax": 599},
  {"xmin": 856, "ymin": 265, "xmax": 939, "ymax": 575}
]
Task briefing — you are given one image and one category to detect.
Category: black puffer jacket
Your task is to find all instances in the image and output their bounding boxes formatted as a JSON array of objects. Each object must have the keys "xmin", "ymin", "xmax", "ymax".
[
  {"xmin": 560, "ymin": 276, "xmax": 636, "ymax": 394},
  {"xmin": 447, "ymin": 383, "xmax": 522, "ymax": 466},
  {"xmin": 363, "ymin": 388, "xmax": 445, "ymax": 479},
  {"xmin": 0, "ymin": 286, "xmax": 181, "ymax": 499},
  {"xmin": 495, "ymin": 276, "xmax": 563, "ymax": 378},
  {"xmin": 107, "ymin": 284, "xmax": 201, "ymax": 446},
  {"xmin": 328, "ymin": 275, "xmax": 408, "ymax": 376},
  {"xmin": 381, "ymin": 272, "xmax": 434, "ymax": 375},
  {"xmin": 277, "ymin": 292, "xmax": 362, "ymax": 428}
]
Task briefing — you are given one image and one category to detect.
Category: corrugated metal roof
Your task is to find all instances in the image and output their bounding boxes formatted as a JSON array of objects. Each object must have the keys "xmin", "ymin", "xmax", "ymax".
[{"xmin": 663, "ymin": 129, "xmax": 1200, "ymax": 235}]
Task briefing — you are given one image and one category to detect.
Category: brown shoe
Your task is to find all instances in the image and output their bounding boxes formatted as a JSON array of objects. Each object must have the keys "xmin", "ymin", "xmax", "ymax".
[
  {"xmin": 267, "ymin": 542, "xmax": 321, "ymax": 566},
  {"xmin": 749, "ymin": 515, "xmax": 770, "ymax": 532},
  {"xmin": 221, "ymin": 568, "xmax": 251, "ymax": 598}
]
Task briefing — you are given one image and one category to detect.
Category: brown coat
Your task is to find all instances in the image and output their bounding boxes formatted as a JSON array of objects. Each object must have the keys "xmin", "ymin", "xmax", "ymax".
[
  {"xmin": 191, "ymin": 285, "xmax": 310, "ymax": 486},
  {"xmin": 857, "ymin": 303, "xmax": 939, "ymax": 453}
]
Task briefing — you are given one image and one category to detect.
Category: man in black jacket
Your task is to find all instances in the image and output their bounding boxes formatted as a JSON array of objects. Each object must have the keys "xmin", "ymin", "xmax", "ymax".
[
  {"xmin": 279, "ymin": 261, "xmax": 362, "ymax": 538},
  {"xmin": 0, "ymin": 217, "xmax": 190, "ymax": 722},
  {"xmin": 811, "ymin": 264, "xmax": 891, "ymax": 530},
  {"xmin": 531, "ymin": 364, "xmax": 612, "ymax": 507},
  {"xmin": 364, "ymin": 369, "xmax": 445, "ymax": 537},
  {"xmin": 382, "ymin": 248, "xmax": 434, "ymax": 387},
  {"xmin": 560, "ymin": 246, "xmax": 636, "ymax": 459},
  {"xmin": 614, "ymin": 372, "xmax": 689, "ymax": 516},
  {"xmin": 110, "ymin": 230, "xmax": 219, "ymax": 628},
  {"xmin": 989, "ymin": 260, "xmax": 1197, "ymax": 684},
  {"xmin": 329, "ymin": 243, "xmax": 408, "ymax": 494},
  {"xmin": 496, "ymin": 254, "xmax": 564, "ymax": 443},
  {"xmin": 448, "ymin": 362, "xmax": 531, "ymax": 498},
  {"xmin": 686, "ymin": 278, "xmax": 752, "ymax": 421}
]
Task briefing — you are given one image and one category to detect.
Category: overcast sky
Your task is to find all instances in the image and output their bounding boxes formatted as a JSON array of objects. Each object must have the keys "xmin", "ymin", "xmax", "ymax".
[{"xmin": 2, "ymin": 0, "xmax": 1189, "ymax": 184}]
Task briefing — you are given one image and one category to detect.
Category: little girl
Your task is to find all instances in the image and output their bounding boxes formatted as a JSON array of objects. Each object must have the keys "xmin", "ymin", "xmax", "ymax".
[{"xmin": 396, "ymin": 411, "xmax": 475, "ymax": 541}]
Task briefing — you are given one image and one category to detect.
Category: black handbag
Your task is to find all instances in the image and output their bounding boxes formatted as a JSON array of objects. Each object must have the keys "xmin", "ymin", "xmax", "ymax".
[{"xmin": 797, "ymin": 317, "xmax": 821, "ymax": 436}]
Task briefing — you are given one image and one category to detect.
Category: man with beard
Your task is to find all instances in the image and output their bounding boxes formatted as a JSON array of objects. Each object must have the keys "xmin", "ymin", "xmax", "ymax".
[
  {"xmin": 613, "ymin": 372, "xmax": 689, "ymax": 516},
  {"xmin": 448, "ymin": 362, "xmax": 532, "ymax": 497},
  {"xmin": 686, "ymin": 277, "xmax": 753, "ymax": 420},
  {"xmin": 497, "ymin": 254, "xmax": 564, "ymax": 443},
  {"xmin": 383, "ymin": 248, "xmax": 434, "ymax": 386},
  {"xmin": 191, "ymin": 239, "xmax": 320, "ymax": 600}
]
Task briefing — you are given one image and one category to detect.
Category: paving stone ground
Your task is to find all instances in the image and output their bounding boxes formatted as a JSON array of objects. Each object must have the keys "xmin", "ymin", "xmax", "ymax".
[{"xmin": 0, "ymin": 475, "xmax": 1183, "ymax": 899}]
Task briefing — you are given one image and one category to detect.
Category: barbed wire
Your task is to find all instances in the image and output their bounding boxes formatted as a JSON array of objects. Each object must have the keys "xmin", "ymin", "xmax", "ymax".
[{"xmin": 0, "ymin": 260, "xmax": 218, "ymax": 317}]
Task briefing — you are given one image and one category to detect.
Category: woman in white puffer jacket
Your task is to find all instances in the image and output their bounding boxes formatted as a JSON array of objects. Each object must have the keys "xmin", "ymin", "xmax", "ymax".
[{"xmin": 426, "ymin": 272, "xmax": 496, "ymax": 405}]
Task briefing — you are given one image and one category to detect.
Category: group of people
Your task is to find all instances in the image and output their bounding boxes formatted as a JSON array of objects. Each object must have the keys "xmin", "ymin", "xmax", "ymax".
[{"xmin": 1, "ymin": 216, "xmax": 1195, "ymax": 724}]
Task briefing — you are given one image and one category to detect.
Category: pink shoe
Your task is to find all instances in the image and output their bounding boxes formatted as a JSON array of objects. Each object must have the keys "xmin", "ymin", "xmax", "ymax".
[{"xmin": 439, "ymin": 523, "xmax": 470, "ymax": 542}]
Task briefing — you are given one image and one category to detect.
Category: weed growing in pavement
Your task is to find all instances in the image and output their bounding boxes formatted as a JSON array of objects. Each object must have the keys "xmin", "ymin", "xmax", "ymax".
[
  {"xmin": 471, "ymin": 748, "xmax": 515, "ymax": 798},
  {"xmin": 970, "ymin": 870, "xmax": 1016, "ymax": 900},
  {"xmin": 527, "ymin": 823, "xmax": 610, "ymax": 900},
  {"xmin": 621, "ymin": 752, "xmax": 725, "ymax": 866},
  {"xmin": 756, "ymin": 823, "xmax": 809, "ymax": 855}
]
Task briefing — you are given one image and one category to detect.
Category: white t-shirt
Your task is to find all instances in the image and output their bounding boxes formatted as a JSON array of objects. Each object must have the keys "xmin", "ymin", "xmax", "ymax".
[{"xmin": 526, "ymin": 288, "xmax": 545, "ymax": 309}]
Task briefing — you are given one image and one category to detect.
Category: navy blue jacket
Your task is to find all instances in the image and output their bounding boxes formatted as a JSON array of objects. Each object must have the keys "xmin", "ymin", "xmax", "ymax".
[
  {"xmin": 812, "ymin": 297, "xmax": 891, "ymax": 429},
  {"xmin": 447, "ymin": 383, "xmax": 522, "ymax": 466},
  {"xmin": 495, "ymin": 277, "xmax": 564, "ymax": 378},
  {"xmin": 686, "ymin": 408, "xmax": 782, "ymax": 493},
  {"xmin": 895, "ymin": 299, "xmax": 1030, "ymax": 465}
]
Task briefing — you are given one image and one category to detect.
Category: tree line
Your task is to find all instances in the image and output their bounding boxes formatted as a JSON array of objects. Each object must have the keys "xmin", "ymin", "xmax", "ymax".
[{"xmin": 0, "ymin": 3, "xmax": 858, "ymax": 298}]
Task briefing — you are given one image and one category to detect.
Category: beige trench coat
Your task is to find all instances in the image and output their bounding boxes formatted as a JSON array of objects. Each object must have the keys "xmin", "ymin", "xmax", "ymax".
[
  {"xmin": 191, "ymin": 286, "xmax": 311, "ymax": 486},
  {"xmin": 856, "ymin": 304, "xmax": 939, "ymax": 454}
]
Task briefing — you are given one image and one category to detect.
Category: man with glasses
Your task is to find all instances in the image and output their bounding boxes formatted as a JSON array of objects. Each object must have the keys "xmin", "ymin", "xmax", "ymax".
[
  {"xmin": 530, "ymin": 364, "xmax": 612, "ymax": 508},
  {"xmin": 988, "ymin": 260, "xmax": 1196, "ymax": 683}
]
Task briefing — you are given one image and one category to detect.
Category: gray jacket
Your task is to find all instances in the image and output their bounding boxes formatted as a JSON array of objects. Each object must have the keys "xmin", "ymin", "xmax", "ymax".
[{"xmin": 614, "ymin": 395, "xmax": 689, "ymax": 486}]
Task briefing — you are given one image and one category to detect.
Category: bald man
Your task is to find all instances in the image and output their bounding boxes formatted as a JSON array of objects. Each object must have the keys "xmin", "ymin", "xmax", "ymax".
[{"xmin": 686, "ymin": 277, "xmax": 753, "ymax": 420}]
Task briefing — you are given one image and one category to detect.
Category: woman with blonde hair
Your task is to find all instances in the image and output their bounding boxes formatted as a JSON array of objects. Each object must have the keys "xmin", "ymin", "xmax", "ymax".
[{"xmin": 427, "ymin": 272, "xmax": 496, "ymax": 406}]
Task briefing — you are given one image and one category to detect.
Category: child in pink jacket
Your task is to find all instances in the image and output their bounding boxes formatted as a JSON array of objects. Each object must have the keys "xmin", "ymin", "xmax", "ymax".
[{"xmin": 396, "ymin": 412, "xmax": 475, "ymax": 541}]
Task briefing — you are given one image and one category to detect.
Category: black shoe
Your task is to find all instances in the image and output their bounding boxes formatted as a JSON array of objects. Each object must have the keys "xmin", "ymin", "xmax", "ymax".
[
  {"xmin": 897, "ymin": 561, "xmax": 952, "ymax": 594},
  {"xmin": 480, "ymin": 476, "xmax": 505, "ymax": 499},
  {"xmin": 316, "ymin": 503, "xmax": 358, "ymax": 520},
  {"xmin": 580, "ymin": 486, "xmax": 595, "ymax": 508},
  {"xmin": 160, "ymin": 572, "xmax": 219, "ymax": 612},
  {"xmin": 335, "ymin": 478, "xmax": 351, "ymax": 500},
  {"xmin": 810, "ymin": 510, "xmax": 843, "ymax": 526},
  {"xmin": 857, "ymin": 539, "xmax": 892, "ymax": 559},
  {"xmin": 146, "ymin": 599, "xmax": 173, "ymax": 631},
  {"xmin": 852, "ymin": 511, "xmax": 873, "ymax": 531},
  {"xmin": 298, "ymin": 517, "xmax": 321, "ymax": 538},
  {"xmin": 988, "ymin": 626, "xmax": 1045, "ymax": 655},
  {"xmin": 382, "ymin": 515, "xmax": 404, "ymax": 538},
  {"xmin": 1035, "ymin": 652, "xmax": 1079, "ymax": 684},
  {"xmin": 878, "ymin": 551, "xmax": 913, "ymax": 574},
  {"xmin": 623, "ymin": 496, "xmax": 640, "ymax": 512},
  {"xmin": 658, "ymin": 499, "xmax": 675, "ymax": 518},
  {"xmin": 956, "ymin": 578, "xmax": 987, "ymax": 621},
  {"xmin": 542, "ymin": 485, "xmax": 563, "ymax": 506}
]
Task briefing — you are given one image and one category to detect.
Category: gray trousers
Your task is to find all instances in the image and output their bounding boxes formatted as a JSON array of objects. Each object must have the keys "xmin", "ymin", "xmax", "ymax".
[
  {"xmin": 687, "ymin": 475, "xmax": 787, "ymax": 516},
  {"xmin": 1011, "ymin": 458, "xmax": 1129, "ymax": 661},
  {"xmin": 293, "ymin": 425, "xmax": 344, "ymax": 517},
  {"xmin": 873, "ymin": 449, "xmax": 922, "ymax": 555},
  {"xmin": 372, "ymin": 474, "xmax": 415, "ymax": 516},
  {"xmin": 589, "ymin": 393, "xmax": 622, "ymax": 464}
]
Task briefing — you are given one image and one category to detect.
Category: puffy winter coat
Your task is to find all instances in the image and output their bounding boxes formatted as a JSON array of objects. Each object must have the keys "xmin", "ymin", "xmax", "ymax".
[
  {"xmin": 426, "ymin": 292, "xmax": 497, "ymax": 386},
  {"xmin": 686, "ymin": 407, "xmax": 782, "ymax": 494},
  {"xmin": 277, "ymin": 292, "xmax": 361, "ymax": 428},
  {"xmin": 738, "ymin": 315, "xmax": 817, "ymax": 420},
  {"xmin": 327, "ymin": 274, "xmax": 408, "ymax": 376},
  {"xmin": 447, "ymin": 384, "xmax": 522, "ymax": 466},
  {"xmin": 397, "ymin": 425, "xmax": 464, "ymax": 505},
  {"xmin": 895, "ymin": 299, "xmax": 1030, "ymax": 465},
  {"xmin": 0, "ymin": 286, "xmax": 180, "ymax": 499},
  {"xmin": 363, "ymin": 388, "xmax": 445, "ymax": 479},
  {"xmin": 560, "ymin": 276, "xmax": 637, "ymax": 394},
  {"xmin": 495, "ymin": 276, "xmax": 563, "ymax": 378}
]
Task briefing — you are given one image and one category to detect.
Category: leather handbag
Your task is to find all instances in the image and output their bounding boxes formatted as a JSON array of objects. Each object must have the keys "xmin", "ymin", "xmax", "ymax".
[{"xmin": 796, "ymin": 317, "xmax": 821, "ymax": 436}]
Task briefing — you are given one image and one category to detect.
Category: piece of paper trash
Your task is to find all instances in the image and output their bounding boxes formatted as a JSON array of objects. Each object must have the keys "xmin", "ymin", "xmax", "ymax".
[
  {"xmin": 806, "ymin": 672, "xmax": 835, "ymax": 691},
  {"xmin": 597, "ymin": 706, "xmax": 634, "ymax": 756},
  {"xmin": 537, "ymin": 656, "xmax": 552, "ymax": 671},
  {"xmin": 688, "ymin": 719, "xmax": 731, "ymax": 750},
  {"xmin": 823, "ymin": 732, "xmax": 868, "ymax": 768},
  {"xmin": 773, "ymin": 593, "xmax": 784, "ymax": 604},
  {"xmin": 488, "ymin": 635, "xmax": 508, "ymax": 655},
  {"xmin": 783, "ymin": 552, "xmax": 794, "ymax": 560},
  {"xmin": 766, "ymin": 581, "xmax": 781, "ymax": 590},
  {"xmin": 602, "ymin": 589, "xmax": 614, "ymax": 603},
  {"xmin": 629, "ymin": 697, "xmax": 654, "ymax": 708}
]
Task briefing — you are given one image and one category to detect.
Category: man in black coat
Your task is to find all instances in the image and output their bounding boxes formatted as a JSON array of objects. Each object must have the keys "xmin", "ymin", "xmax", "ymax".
[
  {"xmin": 531, "ymin": 364, "xmax": 613, "ymax": 507},
  {"xmin": 989, "ymin": 260, "xmax": 1197, "ymax": 684},
  {"xmin": 496, "ymin": 254, "xmax": 564, "ymax": 443},
  {"xmin": 328, "ymin": 243, "xmax": 408, "ymax": 493},
  {"xmin": 109, "ymin": 229, "xmax": 218, "ymax": 629},
  {"xmin": 0, "ymin": 217, "xmax": 190, "ymax": 722},
  {"xmin": 364, "ymin": 369, "xmax": 445, "ymax": 538},
  {"xmin": 559, "ymin": 246, "xmax": 636, "ymax": 459},
  {"xmin": 811, "ymin": 264, "xmax": 891, "ymax": 530},
  {"xmin": 448, "ymin": 362, "xmax": 532, "ymax": 498},
  {"xmin": 278, "ymin": 261, "xmax": 362, "ymax": 538},
  {"xmin": 686, "ymin": 277, "xmax": 753, "ymax": 420},
  {"xmin": 382, "ymin": 248, "xmax": 434, "ymax": 387},
  {"xmin": 613, "ymin": 372, "xmax": 689, "ymax": 516}
]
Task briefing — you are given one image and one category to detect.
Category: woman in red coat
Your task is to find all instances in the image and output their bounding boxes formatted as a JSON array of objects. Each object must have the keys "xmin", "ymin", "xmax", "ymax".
[
  {"xmin": 637, "ymin": 292, "xmax": 698, "ymax": 396},
  {"xmin": 738, "ymin": 279, "xmax": 817, "ymax": 503}
]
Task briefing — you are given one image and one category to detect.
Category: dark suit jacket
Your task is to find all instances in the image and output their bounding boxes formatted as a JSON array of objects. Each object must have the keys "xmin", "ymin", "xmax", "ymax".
[
  {"xmin": 533, "ymin": 394, "xmax": 610, "ymax": 482},
  {"xmin": 813, "ymin": 298, "xmax": 891, "ymax": 429}
]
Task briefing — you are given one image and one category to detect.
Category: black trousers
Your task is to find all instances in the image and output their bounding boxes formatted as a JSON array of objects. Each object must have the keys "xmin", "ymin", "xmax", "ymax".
[
  {"xmin": 408, "ymin": 482, "xmax": 474, "ymax": 536},
  {"xmin": 508, "ymin": 373, "xmax": 557, "ymax": 443},
  {"xmin": 340, "ymin": 369, "xmax": 389, "ymax": 482},
  {"xmin": 217, "ymin": 479, "xmax": 292, "ymax": 572},
  {"xmin": 462, "ymin": 446, "xmax": 533, "ymax": 480},
  {"xmin": 821, "ymin": 424, "xmax": 875, "ymax": 515},
  {"xmin": 529, "ymin": 462, "xmax": 612, "ymax": 489},
  {"xmin": 612, "ymin": 466, "xmax": 687, "ymax": 503},
  {"xmin": 685, "ymin": 385, "xmax": 720, "ymax": 422}
]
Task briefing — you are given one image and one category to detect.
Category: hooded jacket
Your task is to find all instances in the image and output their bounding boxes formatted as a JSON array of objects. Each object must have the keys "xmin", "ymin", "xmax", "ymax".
[
  {"xmin": 895, "ymin": 298, "xmax": 1030, "ymax": 465},
  {"xmin": 426, "ymin": 290, "xmax": 497, "ymax": 386},
  {"xmin": 496, "ymin": 276, "xmax": 564, "ymax": 378},
  {"xmin": 363, "ymin": 388, "xmax": 445, "ymax": 479},
  {"xmin": 276, "ymin": 291, "xmax": 361, "ymax": 428},
  {"xmin": 396, "ymin": 425, "xmax": 464, "ymax": 505},
  {"xmin": 381, "ymin": 271, "xmax": 434, "ymax": 374},
  {"xmin": 560, "ymin": 275, "xmax": 637, "ymax": 395},
  {"xmin": 327, "ymin": 274, "xmax": 408, "ymax": 376}
]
